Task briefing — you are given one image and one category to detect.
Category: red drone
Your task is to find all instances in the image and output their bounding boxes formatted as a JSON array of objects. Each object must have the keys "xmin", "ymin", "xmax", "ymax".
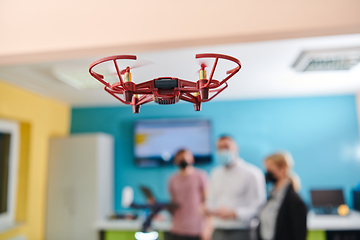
[{"xmin": 89, "ymin": 53, "xmax": 241, "ymax": 113}]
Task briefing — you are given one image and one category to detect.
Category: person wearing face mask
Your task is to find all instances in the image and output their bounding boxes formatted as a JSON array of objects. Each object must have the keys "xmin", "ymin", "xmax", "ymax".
[
  {"xmin": 258, "ymin": 152, "xmax": 307, "ymax": 240},
  {"xmin": 168, "ymin": 149, "xmax": 208, "ymax": 240},
  {"xmin": 205, "ymin": 135, "xmax": 266, "ymax": 240}
]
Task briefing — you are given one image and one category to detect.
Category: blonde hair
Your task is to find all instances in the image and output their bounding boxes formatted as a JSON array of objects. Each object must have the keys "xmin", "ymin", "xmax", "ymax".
[{"xmin": 265, "ymin": 152, "xmax": 301, "ymax": 192}]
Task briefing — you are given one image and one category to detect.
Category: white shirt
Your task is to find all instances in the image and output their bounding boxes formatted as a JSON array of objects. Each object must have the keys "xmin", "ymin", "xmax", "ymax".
[{"xmin": 207, "ymin": 158, "xmax": 266, "ymax": 229}]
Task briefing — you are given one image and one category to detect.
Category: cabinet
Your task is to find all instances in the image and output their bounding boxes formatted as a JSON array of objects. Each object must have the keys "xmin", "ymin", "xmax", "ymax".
[{"xmin": 46, "ymin": 134, "xmax": 113, "ymax": 240}]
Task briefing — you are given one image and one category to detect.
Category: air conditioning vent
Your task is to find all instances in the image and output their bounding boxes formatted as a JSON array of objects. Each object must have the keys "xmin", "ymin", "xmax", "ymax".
[{"xmin": 292, "ymin": 46, "xmax": 360, "ymax": 72}]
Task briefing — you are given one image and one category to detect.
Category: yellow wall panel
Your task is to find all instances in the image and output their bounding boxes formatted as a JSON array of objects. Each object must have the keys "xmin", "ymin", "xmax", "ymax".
[{"xmin": 0, "ymin": 80, "xmax": 70, "ymax": 240}]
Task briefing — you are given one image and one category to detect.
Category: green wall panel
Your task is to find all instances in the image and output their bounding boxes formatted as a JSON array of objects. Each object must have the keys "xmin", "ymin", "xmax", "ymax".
[
  {"xmin": 307, "ymin": 230, "xmax": 326, "ymax": 240},
  {"xmin": 105, "ymin": 231, "xmax": 164, "ymax": 240}
]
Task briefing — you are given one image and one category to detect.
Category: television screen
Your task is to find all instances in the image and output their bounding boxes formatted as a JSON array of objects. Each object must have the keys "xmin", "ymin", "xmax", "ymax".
[{"xmin": 134, "ymin": 119, "xmax": 212, "ymax": 167}]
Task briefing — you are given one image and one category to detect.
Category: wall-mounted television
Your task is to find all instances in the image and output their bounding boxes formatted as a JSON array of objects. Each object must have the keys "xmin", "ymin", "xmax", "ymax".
[{"xmin": 134, "ymin": 119, "xmax": 212, "ymax": 167}]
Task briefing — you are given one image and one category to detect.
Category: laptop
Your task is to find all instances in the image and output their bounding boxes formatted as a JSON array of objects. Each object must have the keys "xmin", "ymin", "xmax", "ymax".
[{"xmin": 310, "ymin": 189, "xmax": 346, "ymax": 215}]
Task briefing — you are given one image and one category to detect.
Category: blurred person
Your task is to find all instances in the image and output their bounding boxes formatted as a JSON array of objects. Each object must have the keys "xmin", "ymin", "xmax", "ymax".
[
  {"xmin": 168, "ymin": 149, "xmax": 208, "ymax": 240},
  {"xmin": 205, "ymin": 135, "xmax": 266, "ymax": 240},
  {"xmin": 258, "ymin": 152, "xmax": 307, "ymax": 240}
]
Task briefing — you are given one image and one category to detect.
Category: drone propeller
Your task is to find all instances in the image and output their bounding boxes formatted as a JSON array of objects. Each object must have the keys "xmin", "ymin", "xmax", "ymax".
[
  {"xmin": 195, "ymin": 60, "xmax": 212, "ymax": 78},
  {"xmin": 196, "ymin": 62, "xmax": 208, "ymax": 71},
  {"xmin": 116, "ymin": 60, "xmax": 153, "ymax": 75},
  {"xmin": 198, "ymin": 62, "xmax": 208, "ymax": 80},
  {"xmin": 120, "ymin": 66, "xmax": 131, "ymax": 75},
  {"xmin": 196, "ymin": 57, "xmax": 236, "ymax": 80},
  {"xmin": 200, "ymin": 63, "xmax": 207, "ymax": 70}
]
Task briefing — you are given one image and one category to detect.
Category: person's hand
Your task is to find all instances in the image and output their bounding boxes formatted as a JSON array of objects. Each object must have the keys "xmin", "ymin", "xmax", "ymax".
[
  {"xmin": 213, "ymin": 207, "xmax": 236, "ymax": 219},
  {"xmin": 201, "ymin": 213, "xmax": 214, "ymax": 240},
  {"xmin": 201, "ymin": 229, "xmax": 213, "ymax": 240},
  {"xmin": 199, "ymin": 204, "xmax": 213, "ymax": 216},
  {"xmin": 199, "ymin": 204, "xmax": 207, "ymax": 216},
  {"xmin": 199, "ymin": 204, "xmax": 214, "ymax": 217}
]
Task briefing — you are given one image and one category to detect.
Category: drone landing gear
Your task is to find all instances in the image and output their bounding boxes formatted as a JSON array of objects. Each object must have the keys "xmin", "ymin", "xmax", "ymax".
[
  {"xmin": 194, "ymin": 102, "xmax": 201, "ymax": 111},
  {"xmin": 132, "ymin": 95, "xmax": 141, "ymax": 113}
]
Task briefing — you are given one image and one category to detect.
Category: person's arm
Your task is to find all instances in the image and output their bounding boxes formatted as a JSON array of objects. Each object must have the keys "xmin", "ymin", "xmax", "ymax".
[
  {"xmin": 289, "ymin": 194, "xmax": 308, "ymax": 240},
  {"xmin": 198, "ymin": 171, "xmax": 208, "ymax": 214},
  {"xmin": 199, "ymin": 171, "xmax": 213, "ymax": 240},
  {"xmin": 234, "ymin": 171, "xmax": 266, "ymax": 222},
  {"xmin": 205, "ymin": 171, "xmax": 217, "ymax": 214},
  {"xmin": 202, "ymin": 216, "xmax": 214, "ymax": 240},
  {"xmin": 200, "ymin": 171, "xmax": 208, "ymax": 203},
  {"xmin": 168, "ymin": 177, "xmax": 176, "ymax": 215}
]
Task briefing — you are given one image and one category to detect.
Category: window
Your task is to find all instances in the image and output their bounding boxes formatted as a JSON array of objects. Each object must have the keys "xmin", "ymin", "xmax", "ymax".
[{"xmin": 0, "ymin": 119, "xmax": 19, "ymax": 229}]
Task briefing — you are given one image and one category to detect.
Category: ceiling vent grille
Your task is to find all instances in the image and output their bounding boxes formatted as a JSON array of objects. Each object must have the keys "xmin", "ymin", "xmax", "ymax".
[{"xmin": 292, "ymin": 46, "xmax": 360, "ymax": 72}]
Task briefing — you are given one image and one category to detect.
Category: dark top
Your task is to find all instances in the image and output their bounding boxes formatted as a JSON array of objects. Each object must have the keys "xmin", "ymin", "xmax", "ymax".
[{"xmin": 259, "ymin": 184, "xmax": 307, "ymax": 240}]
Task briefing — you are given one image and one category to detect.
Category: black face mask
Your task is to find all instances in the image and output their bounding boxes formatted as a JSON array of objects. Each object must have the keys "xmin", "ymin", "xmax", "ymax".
[
  {"xmin": 178, "ymin": 160, "xmax": 189, "ymax": 169},
  {"xmin": 265, "ymin": 171, "xmax": 278, "ymax": 183}
]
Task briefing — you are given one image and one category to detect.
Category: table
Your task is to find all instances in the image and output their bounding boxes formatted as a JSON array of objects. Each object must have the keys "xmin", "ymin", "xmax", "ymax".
[
  {"xmin": 307, "ymin": 210, "xmax": 360, "ymax": 240},
  {"xmin": 97, "ymin": 211, "xmax": 360, "ymax": 240}
]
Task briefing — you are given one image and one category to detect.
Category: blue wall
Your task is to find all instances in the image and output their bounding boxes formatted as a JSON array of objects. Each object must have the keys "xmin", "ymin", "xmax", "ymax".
[{"xmin": 71, "ymin": 95, "xmax": 360, "ymax": 211}]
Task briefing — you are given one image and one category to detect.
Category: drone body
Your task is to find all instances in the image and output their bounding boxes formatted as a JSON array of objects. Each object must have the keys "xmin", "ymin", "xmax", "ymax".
[{"xmin": 89, "ymin": 53, "xmax": 241, "ymax": 113}]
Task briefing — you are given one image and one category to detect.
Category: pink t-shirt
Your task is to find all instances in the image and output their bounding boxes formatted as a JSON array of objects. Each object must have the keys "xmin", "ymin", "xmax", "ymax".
[{"xmin": 168, "ymin": 168, "xmax": 208, "ymax": 236}]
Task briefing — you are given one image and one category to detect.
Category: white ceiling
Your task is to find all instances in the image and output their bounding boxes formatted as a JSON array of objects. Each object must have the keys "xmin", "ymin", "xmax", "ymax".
[{"xmin": 0, "ymin": 34, "xmax": 360, "ymax": 107}]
